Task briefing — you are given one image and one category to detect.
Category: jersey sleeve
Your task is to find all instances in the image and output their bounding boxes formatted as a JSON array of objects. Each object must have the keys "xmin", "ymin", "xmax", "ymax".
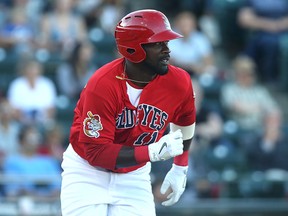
[
  {"xmin": 80, "ymin": 81, "xmax": 120, "ymax": 168},
  {"xmin": 79, "ymin": 80, "xmax": 117, "ymax": 144},
  {"xmin": 172, "ymin": 75, "xmax": 196, "ymax": 167},
  {"xmin": 172, "ymin": 76, "xmax": 196, "ymax": 126}
]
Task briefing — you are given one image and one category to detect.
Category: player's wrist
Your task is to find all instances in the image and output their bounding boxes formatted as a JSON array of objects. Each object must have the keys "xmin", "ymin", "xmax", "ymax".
[
  {"xmin": 173, "ymin": 150, "xmax": 189, "ymax": 166},
  {"xmin": 134, "ymin": 145, "xmax": 150, "ymax": 163},
  {"xmin": 148, "ymin": 144, "xmax": 157, "ymax": 162},
  {"xmin": 171, "ymin": 164, "xmax": 188, "ymax": 174}
]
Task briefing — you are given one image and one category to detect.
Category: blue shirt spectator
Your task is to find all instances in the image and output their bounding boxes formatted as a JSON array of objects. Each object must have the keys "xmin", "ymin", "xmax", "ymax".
[
  {"xmin": 2, "ymin": 125, "xmax": 61, "ymax": 197},
  {"xmin": 238, "ymin": 0, "xmax": 288, "ymax": 85}
]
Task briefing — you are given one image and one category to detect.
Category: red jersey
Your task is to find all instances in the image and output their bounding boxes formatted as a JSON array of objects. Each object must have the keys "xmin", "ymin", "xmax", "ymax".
[{"xmin": 70, "ymin": 58, "xmax": 196, "ymax": 173}]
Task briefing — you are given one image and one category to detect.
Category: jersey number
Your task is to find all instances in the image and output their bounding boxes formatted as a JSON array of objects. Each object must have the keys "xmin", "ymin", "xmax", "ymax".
[{"xmin": 134, "ymin": 131, "xmax": 159, "ymax": 146}]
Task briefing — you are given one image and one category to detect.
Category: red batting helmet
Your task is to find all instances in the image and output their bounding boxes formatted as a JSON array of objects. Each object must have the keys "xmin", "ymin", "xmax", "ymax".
[{"xmin": 115, "ymin": 9, "xmax": 183, "ymax": 63}]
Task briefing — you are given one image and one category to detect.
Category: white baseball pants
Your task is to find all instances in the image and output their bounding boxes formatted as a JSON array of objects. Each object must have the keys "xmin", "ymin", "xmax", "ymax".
[{"xmin": 60, "ymin": 145, "xmax": 156, "ymax": 216}]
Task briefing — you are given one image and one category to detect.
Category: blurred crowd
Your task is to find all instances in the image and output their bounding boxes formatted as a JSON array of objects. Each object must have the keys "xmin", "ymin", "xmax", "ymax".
[{"xmin": 0, "ymin": 0, "xmax": 288, "ymax": 210}]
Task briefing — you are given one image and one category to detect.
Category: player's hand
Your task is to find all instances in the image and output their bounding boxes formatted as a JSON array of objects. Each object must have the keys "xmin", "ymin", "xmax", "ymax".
[
  {"xmin": 148, "ymin": 129, "xmax": 183, "ymax": 162},
  {"xmin": 160, "ymin": 164, "xmax": 188, "ymax": 206}
]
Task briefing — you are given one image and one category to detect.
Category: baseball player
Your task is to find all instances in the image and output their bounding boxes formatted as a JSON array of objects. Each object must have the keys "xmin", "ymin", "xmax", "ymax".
[{"xmin": 60, "ymin": 9, "xmax": 196, "ymax": 216}]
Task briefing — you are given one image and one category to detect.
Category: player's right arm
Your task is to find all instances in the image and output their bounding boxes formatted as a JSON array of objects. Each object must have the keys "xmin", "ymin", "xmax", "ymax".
[{"xmin": 82, "ymin": 127, "xmax": 184, "ymax": 171}]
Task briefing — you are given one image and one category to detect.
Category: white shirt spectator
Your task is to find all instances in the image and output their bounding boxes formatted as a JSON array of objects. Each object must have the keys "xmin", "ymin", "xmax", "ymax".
[
  {"xmin": 7, "ymin": 60, "xmax": 57, "ymax": 125},
  {"xmin": 169, "ymin": 11, "xmax": 216, "ymax": 77},
  {"xmin": 8, "ymin": 76, "xmax": 57, "ymax": 124}
]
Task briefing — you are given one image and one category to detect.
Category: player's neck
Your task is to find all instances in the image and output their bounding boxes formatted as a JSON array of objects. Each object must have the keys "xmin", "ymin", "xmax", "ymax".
[{"xmin": 124, "ymin": 61, "xmax": 156, "ymax": 87}]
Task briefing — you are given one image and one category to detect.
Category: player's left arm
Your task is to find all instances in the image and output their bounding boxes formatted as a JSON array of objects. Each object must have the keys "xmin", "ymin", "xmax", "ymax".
[
  {"xmin": 160, "ymin": 123, "xmax": 195, "ymax": 206},
  {"xmin": 160, "ymin": 73, "xmax": 196, "ymax": 206},
  {"xmin": 170, "ymin": 74, "xmax": 196, "ymax": 167}
]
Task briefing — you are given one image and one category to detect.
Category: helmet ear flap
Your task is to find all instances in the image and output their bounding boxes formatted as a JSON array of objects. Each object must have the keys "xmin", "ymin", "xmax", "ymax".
[
  {"xmin": 123, "ymin": 44, "xmax": 146, "ymax": 63},
  {"xmin": 127, "ymin": 48, "xmax": 135, "ymax": 54}
]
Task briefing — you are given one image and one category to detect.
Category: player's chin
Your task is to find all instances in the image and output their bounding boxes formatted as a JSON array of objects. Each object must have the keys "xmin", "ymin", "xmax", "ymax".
[{"xmin": 157, "ymin": 64, "xmax": 169, "ymax": 75}]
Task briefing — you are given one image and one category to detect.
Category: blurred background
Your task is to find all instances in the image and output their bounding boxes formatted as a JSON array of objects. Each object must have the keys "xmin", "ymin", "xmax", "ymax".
[{"xmin": 0, "ymin": 0, "xmax": 288, "ymax": 215}]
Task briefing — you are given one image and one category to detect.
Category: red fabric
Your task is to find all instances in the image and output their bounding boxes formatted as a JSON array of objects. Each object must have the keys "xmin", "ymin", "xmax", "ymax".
[
  {"xmin": 173, "ymin": 150, "xmax": 189, "ymax": 166},
  {"xmin": 134, "ymin": 145, "xmax": 149, "ymax": 164}
]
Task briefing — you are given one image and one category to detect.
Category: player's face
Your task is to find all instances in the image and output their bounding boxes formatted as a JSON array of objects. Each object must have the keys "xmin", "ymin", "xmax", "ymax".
[{"xmin": 142, "ymin": 41, "xmax": 170, "ymax": 75}]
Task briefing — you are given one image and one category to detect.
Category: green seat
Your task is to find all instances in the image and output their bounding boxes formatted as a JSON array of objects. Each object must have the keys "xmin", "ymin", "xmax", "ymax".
[{"xmin": 279, "ymin": 34, "xmax": 288, "ymax": 91}]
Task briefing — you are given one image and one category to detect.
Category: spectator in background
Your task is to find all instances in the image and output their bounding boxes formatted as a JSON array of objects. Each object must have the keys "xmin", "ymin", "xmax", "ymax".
[
  {"xmin": 74, "ymin": 0, "xmax": 102, "ymax": 30},
  {"xmin": 0, "ymin": 98, "xmax": 21, "ymax": 166},
  {"xmin": 243, "ymin": 119, "xmax": 288, "ymax": 199},
  {"xmin": 2, "ymin": 125, "xmax": 61, "ymax": 198},
  {"xmin": 192, "ymin": 79, "xmax": 224, "ymax": 150},
  {"xmin": 243, "ymin": 131, "xmax": 288, "ymax": 199},
  {"xmin": 75, "ymin": 0, "xmax": 125, "ymax": 33},
  {"xmin": 56, "ymin": 40, "xmax": 97, "ymax": 100},
  {"xmin": 246, "ymin": 115, "xmax": 288, "ymax": 172},
  {"xmin": 7, "ymin": 59, "xmax": 57, "ymax": 128},
  {"xmin": 220, "ymin": 55, "xmax": 282, "ymax": 152},
  {"xmin": 0, "ymin": 7, "xmax": 36, "ymax": 56},
  {"xmin": 3, "ymin": 0, "xmax": 47, "ymax": 29},
  {"xmin": 39, "ymin": 0, "xmax": 87, "ymax": 58},
  {"xmin": 38, "ymin": 123, "xmax": 66, "ymax": 166},
  {"xmin": 97, "ymin": 0, "xmax": 124, "ymax": 34},
  {"xmin": 169, "ymin": 11, "xmax": 218, "ymax": 79},
  {"xmin": 188, "ymin": 78, "xmax": 232, "ymax": 198},
  {"xmin": 237, "ymin": 0, "xmax": 288, "ymax": 85},
  {"xmin": 176, "ymin": 0, "xmax": 222, "ymax": 47}
]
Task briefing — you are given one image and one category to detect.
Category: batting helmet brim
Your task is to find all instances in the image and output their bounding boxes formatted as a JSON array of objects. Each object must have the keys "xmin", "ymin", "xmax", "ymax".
[{"xmin": 147, "ymin": 29, "xmax": 183, "ymax": 44}]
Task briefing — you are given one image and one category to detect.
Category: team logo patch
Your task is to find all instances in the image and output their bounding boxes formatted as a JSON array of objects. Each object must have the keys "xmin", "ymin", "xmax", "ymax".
[{"xmin": 83, "ymin": 111, "xmax": 103, "ymax": 138}]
